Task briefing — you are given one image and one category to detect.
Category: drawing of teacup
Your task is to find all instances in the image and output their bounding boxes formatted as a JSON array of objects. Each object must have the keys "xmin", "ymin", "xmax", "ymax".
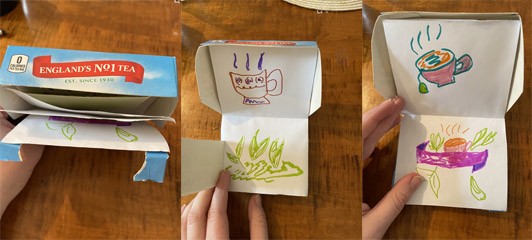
[
  {"xmin": 229, "ymin": 69, "xmax": 283, "ymax": 105},
  {"xmin": 416, "ymin": 48, "xmax": 473, "ymax": 87},
  {"xmin": 443, "ymin": 137, "xmax": 470, "ymax": 152}
]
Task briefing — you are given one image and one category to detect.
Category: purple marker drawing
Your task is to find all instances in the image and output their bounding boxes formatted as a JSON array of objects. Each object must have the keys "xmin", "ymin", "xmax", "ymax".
[
  {"xmin": 258, "ymin": 52, "xmax": 265, "ymax": 70},
  {"xmin": 246, "ymin": 53, "xmax": 250, "ymax": 71},
  {"xmin": 49, "ymin": 116, "xmax": 131, "ymax": 126},
  {"xmin": 233, "ymin": 53, "xmax": 238, "ymax": 69},
  {"xmin": 416, "ymin": 141, "xmax": 488, "ymax": 173}
]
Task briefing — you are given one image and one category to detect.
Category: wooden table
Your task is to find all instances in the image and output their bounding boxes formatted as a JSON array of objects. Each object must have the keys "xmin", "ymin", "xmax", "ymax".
[
  {"xmin": 362, "ymin": 0, "xmax": 532, "ymax": 238},
  {"xmin": 0, "ymin": 1, "xmax": 180, "ymax": 238},
  {"xmin": 181, "ymin": 0, "xmax": 361, "ymax": 238}
]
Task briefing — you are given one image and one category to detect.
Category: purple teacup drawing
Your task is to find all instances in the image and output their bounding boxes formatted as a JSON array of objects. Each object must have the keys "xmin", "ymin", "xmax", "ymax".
[
  {"xmin": 416, "ymin": 48, "xmax": 473, "ymax": 90},
  {"xmin": 229, "ymin": 69, "xmax": 283, "ymax": 105}
]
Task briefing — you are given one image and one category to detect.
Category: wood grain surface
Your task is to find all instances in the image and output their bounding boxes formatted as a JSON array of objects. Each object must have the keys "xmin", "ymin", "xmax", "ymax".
[
  {"xmin": 0, "ymin": 1, "xmax": 180, "ymax": 238},
  {"xmin": 362, "ymin": 0, "xmax": 531, "ymax": 238},
  {"xmin": 181, "ymin": 0, "xmax": 362, "ymax": 238}
]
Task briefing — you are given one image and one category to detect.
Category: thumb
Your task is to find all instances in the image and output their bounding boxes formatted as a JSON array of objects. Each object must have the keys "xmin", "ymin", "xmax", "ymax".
[
  {"xmin": 363, "ymin": 173, "xmax": 423, "ymax": 239},
  {"xmin": 248, "ymin": 194, "xmax": 268, "ymax": 240}
]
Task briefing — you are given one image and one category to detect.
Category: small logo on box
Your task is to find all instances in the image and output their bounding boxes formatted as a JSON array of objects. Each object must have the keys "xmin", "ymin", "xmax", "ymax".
[{"xmin": 8, "ymin": 54, "xmax": 29, "ymax": 73}]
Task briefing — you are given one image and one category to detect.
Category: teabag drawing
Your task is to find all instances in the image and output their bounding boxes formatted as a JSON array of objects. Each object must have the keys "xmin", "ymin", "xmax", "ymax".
[
  {"xmin": 411, "ymin": 24, "xmax": 473, "ymax": 94},
  {"xmin": 229, "ymin": 52, "xmax": 283, "ymax": 105},
  {"xmin": 415, "ymin": 124, "xmax": 496, "ymax": 201}
]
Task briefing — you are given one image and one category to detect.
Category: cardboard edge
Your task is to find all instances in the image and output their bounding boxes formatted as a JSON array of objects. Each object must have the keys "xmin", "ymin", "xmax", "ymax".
[
  {"xmin": 195, "ymin": 45, "xmax": 222, "ymax": 113},
  {"xmin": 133, "ymin": 151, "xmax": 169, "ymax": 183},
  {"xmin": 309, "ymin": 49, "xmax": 322, "ymax": 115},
  {"xmin": 0, "ymin": 142, "xmax": 22, "ymax": 161}
]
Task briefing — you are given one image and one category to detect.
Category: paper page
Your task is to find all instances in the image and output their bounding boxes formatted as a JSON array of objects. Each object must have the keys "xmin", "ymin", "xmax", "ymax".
[
  {"xmin": 221, "ymin": 115, "xmax": 308, "ymax": 196},
  {"xmin": 181, "ymin": 138, "xmax": 224, "ymax": 196},
  {"xmin": 383, "ymin": 19, "xmax": 520, "ymax": 117},
  {"xmin": 394, "ymin": 114, "xmax": 507, "ymax": 211},
  {"xmin": 27, "ymin": 93, "xmax": 153, "ymax": 114},
  {"xmin": 1, "ymin": 87, "xmax": 174, "ymax": 121},
  {"xmin": 2, "ymin": 115, "xmax": 169, "ymax": 152},
  {"xmin": 0, "ymin": 109, "xmax": 173, "ymax": 122},
  {"xmin": 209, "ymin": 45, "xmax": 318, "ymax": 118}
]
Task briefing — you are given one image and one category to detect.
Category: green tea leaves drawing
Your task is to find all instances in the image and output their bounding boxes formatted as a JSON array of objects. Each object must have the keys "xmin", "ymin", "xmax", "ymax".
[
  {"xmin": 428, "ymin": 133, "xmax": 444, "ymax": 152},
  {"xmin": 46, "ymin": 121, "xmax": 77, "ymax": 140},
  {"xmin": 469, "ymin": 128, "xmax": 497, "ymax": 151},
  {"xmin": 470, "ymin": 176, "xmax": 487, "ymax": 201},
  {"xmin": 116, "ymin": 127, "xmax": 139, "ymax": 142},
  {"xmin": 236, "ymin": 136, "xmax": 245, "ymax": 158},
  {"xmin": 226, "ymin": 129, "xmax": 303, "ymax": 183},
  {"xmin": 249, "ymin": 129, "xmax": 270, "ymax": 161},
  {"xmin": 269, "ymin": 138, "xmax": 284, "ymax": 169},
  {"xmin": 416, "ymin": 166, "xmax": 440, "ymax": 198}
]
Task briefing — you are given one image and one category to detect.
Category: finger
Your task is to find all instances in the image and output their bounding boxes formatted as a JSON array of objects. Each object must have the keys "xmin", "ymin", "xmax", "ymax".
[
  {"xmin": 362, "ymin": 97, "xmax": 398, "ymax": 139},
  {"xmin": 181, "ymin": 198, "xmax": 194, "ymax": 240},
  {"xmin": 362, "ymin": 203, "xmax": 371, "ymax": 216},
  {"xmin": 362, "ymin": 98, "xmax": 404, "ymax": 160},
  {"xmin": 206, "ymin": 170, "xmax": 230, "ymax": 239},
  {"xmin": 181, "ymin": 204, "xmax": 187, "ymax": 215},
  {"xmin": 187, "ymin": 187, "xmax": 215, "ymax": 239},
  {"xmin": 248, "ymin": 195, "xmax": 268, "ymax": 240},
  {"xmin": 362, "ymin": 173, "xmax": 423, "ymax": 239}
]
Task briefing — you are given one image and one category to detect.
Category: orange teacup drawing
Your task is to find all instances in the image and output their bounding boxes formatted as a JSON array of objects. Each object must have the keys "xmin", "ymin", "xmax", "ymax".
[
  {"xmin": 229, "ymin": 69, "xmax": 283, "ymax": 105},
  {"xmin": 443, "ymin": 137, "xmax": 469, "ymax": 152}
]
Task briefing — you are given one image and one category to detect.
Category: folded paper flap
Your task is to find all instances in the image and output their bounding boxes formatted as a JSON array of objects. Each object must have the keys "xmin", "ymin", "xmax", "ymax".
[
  {"xmin": 181, "ymin": 138, "xmax": 225, "ymax": 196},
  {"xmin": 196, "ymin": 46, "xmax": 222, "ymax": 113},
  {"xmin": 133, "ymin": 151, "xmax": 169, "ymax": 183},
  {"xmin": 506, "ymin": 21, "xmax": 524, "ymax": 111},
  {"xmin": 0, "ymin": 142, "xmax": 21, "ymax": 161},
  {"xmin": 0, "ymin": 87, "xmax": 175, "ymax": 122},
  {"xmin": 372, "ymin": 12, "xmax": 524, "ymax": 115},
  {"xmin": 309, "ymin": 50, "xmax": 322, "ymax": 115},
  {"xmin": 199, "ymin": 42, "xmax": 320, "ymax": 118},
  {"xmin": 1, "ymin": 109, "xmax": 174, "ymax": 123},
  {"xmin": 2, "ymin": 115, "xmax": 170, "ymax": 152},
  {"xmin": 0, "ymin": 46, "xmax": 178, "ymax": 98}
]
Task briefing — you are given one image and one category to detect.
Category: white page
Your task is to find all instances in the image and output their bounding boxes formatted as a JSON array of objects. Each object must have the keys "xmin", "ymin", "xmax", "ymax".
[
  {"xmin": 3, "ymin": 88, "xmax": 173, "ymax": 120},
  {"xmin": 2, "ymin": 115, "xmax": 169, "ymax": 152},
  {"xmin": 221, "ymin": 115, "xmax": 308, "ymax": 196},
  {"xmin": 383, "ymin": 19, "xmax": 520, "ymax": 117},
  {"xmin": 209, "ymin": 45, "xmax": 317, "ymax": 118},
  {"xmin": 395, "ymin": 115, "xmax": 507, "ymax": 211},
  {"xmin": 181, "ymin": 138, "xmax": 224, "ymax": 196}
]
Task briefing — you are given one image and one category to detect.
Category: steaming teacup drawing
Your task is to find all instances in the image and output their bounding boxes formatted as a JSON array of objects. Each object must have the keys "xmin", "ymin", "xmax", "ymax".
[
  {"xmin": 229, "ymin": 69, "xmax": 283, "ymax": 105},
  {"xmin": 443, "ymin": 137, "xmax": 470, "ymax": 152},
  {"xmin": 416, "ymin": 48, "xmax": 473, "ymax": 88}
]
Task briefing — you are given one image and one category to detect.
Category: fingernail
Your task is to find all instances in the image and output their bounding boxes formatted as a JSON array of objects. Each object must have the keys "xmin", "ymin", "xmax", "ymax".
[
  {"xmin": 181, "ymin": 204, "xmax": 186, "ymax": 213},
  {"xmin": 254, "ymin": 194, "xmax": 262, "ymax": 207},
  {"xmin": 410, "ymin": 175, "xmax": 424, "ymax": 189},
  {"xmin": 221, "ymin": 170, "xmax": 230, "ymax": 178}
]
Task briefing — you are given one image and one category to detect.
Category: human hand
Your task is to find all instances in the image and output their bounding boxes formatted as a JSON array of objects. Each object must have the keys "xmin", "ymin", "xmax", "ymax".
[
  {"xmin": 362, "ymin": 96, "xmax": 404, "ymax": 162},
  {"xmin": 181, "ymin": 170, "xmax": 268, "ymax": 240},
  {"xmin": 362, "ymin": 97, "xmax": 423, "ymax": 239},
  {"xmin": 0, "ymin": 111, "xmax": 44, "ymax": 218}
]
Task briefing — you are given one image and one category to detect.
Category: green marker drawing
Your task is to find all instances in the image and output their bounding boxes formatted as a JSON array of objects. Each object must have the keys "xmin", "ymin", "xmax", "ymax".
[
  {"xmin": 470, "ymin": 176, "xmax": 487, "ymax": 201},
  {"xmin": 416, "ymin": 166, "xmax": 440, "ymax": 198},
  {"xmin": 225, "ymin": 129, "xmax": 303, "ymax": 183},
  {"xmin": 45, "ymin": 121, "xmax": 76, "ymax": 140},
  {"xmin": 116, "ymin": 127, "xmax": 139, "ymax": 142}
]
